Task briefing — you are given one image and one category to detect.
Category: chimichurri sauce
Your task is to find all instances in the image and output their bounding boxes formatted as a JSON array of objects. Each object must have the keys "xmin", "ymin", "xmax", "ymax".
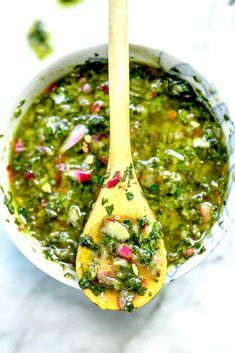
[{"xmin": 9, "ymin": 60, "xmax": 228, "ymax": 274}]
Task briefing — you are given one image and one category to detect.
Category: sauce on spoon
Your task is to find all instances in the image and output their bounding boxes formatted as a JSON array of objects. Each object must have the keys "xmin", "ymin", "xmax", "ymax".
[{"xmin": 76, "ymin": 0, "xmax": 167, "ymax": 311}]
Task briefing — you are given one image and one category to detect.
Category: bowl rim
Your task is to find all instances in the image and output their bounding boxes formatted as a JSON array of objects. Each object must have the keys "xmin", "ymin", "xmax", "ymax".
[{"xmin": 0, "ymin": 43, "xmax": 234, "ymax": 288}]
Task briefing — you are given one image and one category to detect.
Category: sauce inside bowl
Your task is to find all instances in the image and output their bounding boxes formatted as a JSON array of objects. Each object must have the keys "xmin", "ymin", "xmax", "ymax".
[{"xmin": 9, "ymin": 60, "xmax": 228, "ymax": 276}]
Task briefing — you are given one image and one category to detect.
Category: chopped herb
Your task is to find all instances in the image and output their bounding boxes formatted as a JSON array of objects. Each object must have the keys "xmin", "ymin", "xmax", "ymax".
[
  {"xmin": 126, "ymin": 192, "xmax": 134, "ymax": 201},
  {"xmin": 4, "ymin": 194, "xmax": 15, "ymax": 215},
  {"xmin": 101, "ymin": 198, "xmax": 109, "ymax": 206},
  {"xmin": 124, "ymin": 301, "xmax": 134, "ymax": 313},
  {"xmin": 18, "ymin": 207, "xmax": 29, "ymax": 223},
  {"xmin": 149, "ymin": 184, "xmax": 159, "ymax": 194},
  {"xmin": 92, "ymin": 175, "xmax": 103, "ymax": 185},
  {"xmin": 79, "ymin": 234, "xmax": 97, "ymax": 249},
  {"xmin": 13, "ymin": 100, "xmax": 25, "ymax": 118},
  {"xmin": 137, "ymin": 216, "xmax": 150, "ymax": 228},
  {"xmin": 175, "ymin": 186, "xmax": 182, "ymax": 198},
  {"xmin": 106, "ymin": 204, "xmax": 114, "ymax": 215},
  {"xmin": 178, "ymin": 160, "xmax": 187, "ymax": 171},
  {"xmin": 149, "ymin": 222, "xmax": 162, "ymax": 240},
  {"xmin": 90, "ymin": 283, "xmax": 105, "ymax": 296},
  {"xmin": 0, "ymin": 134, "xmax": 3, "ymax": 138}
]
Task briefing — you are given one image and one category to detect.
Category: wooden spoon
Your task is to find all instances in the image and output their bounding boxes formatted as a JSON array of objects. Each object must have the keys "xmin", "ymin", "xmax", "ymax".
[{"xmin": 76, "ymin": 0, "xmax": 167, "ymax": 311}]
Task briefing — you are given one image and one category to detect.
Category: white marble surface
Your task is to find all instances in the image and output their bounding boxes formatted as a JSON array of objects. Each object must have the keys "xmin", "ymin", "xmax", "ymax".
[{"xmin": 1, "ymin": 1, "xmax": 235, "ymax": 352}]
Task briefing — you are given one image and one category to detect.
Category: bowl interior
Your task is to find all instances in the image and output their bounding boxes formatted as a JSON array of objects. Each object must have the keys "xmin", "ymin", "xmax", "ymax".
[{"xmin": 0, "ymin": 44, "xmax": 234, "ymax": 287}]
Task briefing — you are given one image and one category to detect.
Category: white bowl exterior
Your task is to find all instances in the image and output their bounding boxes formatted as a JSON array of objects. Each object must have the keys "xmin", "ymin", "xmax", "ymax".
[{"xmin": 0, "ymin": 44, "xmax": 234, "ymax": 287}]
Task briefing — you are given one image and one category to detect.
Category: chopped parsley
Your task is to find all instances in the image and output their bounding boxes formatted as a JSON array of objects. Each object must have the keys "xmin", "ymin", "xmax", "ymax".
[
  {"xmin": 27, "ymin": 20, "xmax": 53, "ymax": 60},
  {"xmin": 101, "ymin": 198, "xmax": 109, "ymax": 206},
  {"xmin": 105, "ymin": 204, "xmax": 114, "ymax": 215},
  {"xmin": 126, "ymin": 192, "xmax": 134, "ymax": 200}
]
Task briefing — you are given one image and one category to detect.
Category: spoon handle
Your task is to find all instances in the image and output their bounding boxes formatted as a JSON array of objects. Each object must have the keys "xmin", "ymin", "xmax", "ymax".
[{"xmin": 108, "ymin": 0, "xmax": 131, "ymax": 169}]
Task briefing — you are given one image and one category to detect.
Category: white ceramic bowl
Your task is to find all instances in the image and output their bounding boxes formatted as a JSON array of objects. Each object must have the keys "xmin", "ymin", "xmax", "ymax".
[{"xmin": 0, "ymin": 44, "xmax": 235, "ymax": 288}]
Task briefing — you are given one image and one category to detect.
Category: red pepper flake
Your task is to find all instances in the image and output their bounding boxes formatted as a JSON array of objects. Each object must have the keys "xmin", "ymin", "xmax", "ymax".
[
  {"xmin": 14, "ymin": 139, "xmax": 24, "ymax": 153},
  {"xmin": 106, "ymin": 171, "xmax": 121, "ymax": 188},
  {"xmin": 184, "ymin": 248, "xmax": 196, "ymax": 258},
  {"xmin": 24, "ymin": 172, "xmax": 35, "ymax": 180},
  {"xmin": 91, "ymin": 100, "xmax": 104, "ymax": 114},
  {"xmin": 7, "ymin": 165, "xmax": 14, "ymax": 183},
  {"xmin": 45, "ymin": 82, "xmax": 58, "ymax": 94}
]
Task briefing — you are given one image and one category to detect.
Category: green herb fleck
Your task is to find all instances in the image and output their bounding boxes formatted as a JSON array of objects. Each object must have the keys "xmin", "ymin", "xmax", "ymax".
[
  {"xmin": 0, "ymin": 134, "xmax": 3, "ymax": 138},
  {"xmin": 137, "ymin": 216, "xmax": 150, "ymax": 228},
  {"xmin": 27, "ymin": 20, "xmax": 53, "ymax": 60},
  {"xmin": 149, "ymin": 184, "xmax": 159, "ymax": 194},
  {"xmin": 101, "ymin": 198, "xmax": 108, "ymax": 206},
  {"xmin": 18, "ymin": 207, "xmax": 29, "ymax": 223},
  {"xmin": 79, "ymin": 273, "xmax": 92, "ymax": 289},
  {"xmin": 106, "ymin": 204, "xmax": 114, "ymax": 215},
  {"xmin": 149, "ymin": 222, "xmax": 162, "ymax": 240},
  {"xmin": 126, "ymin": 192, "xmax": 134, "ymax": 201},
  {"xmin": 13, "ymin": 99, "xmax": 25, "ymax": 118}
]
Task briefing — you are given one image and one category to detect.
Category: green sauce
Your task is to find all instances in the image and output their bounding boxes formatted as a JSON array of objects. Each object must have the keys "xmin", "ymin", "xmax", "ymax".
[{"xmin": 9, "ymin": 60, "xmax": 228, "ymax": 273}]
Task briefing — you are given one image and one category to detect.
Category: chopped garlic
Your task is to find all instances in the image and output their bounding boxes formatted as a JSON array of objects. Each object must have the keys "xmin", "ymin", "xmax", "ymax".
[
  {"xmin": 190, "ymin": 120, "xmax": 200, "ymax": 128},
  {"xmin": 193, "ymin": 137, "xmax": 210, "ymax": 148}
]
